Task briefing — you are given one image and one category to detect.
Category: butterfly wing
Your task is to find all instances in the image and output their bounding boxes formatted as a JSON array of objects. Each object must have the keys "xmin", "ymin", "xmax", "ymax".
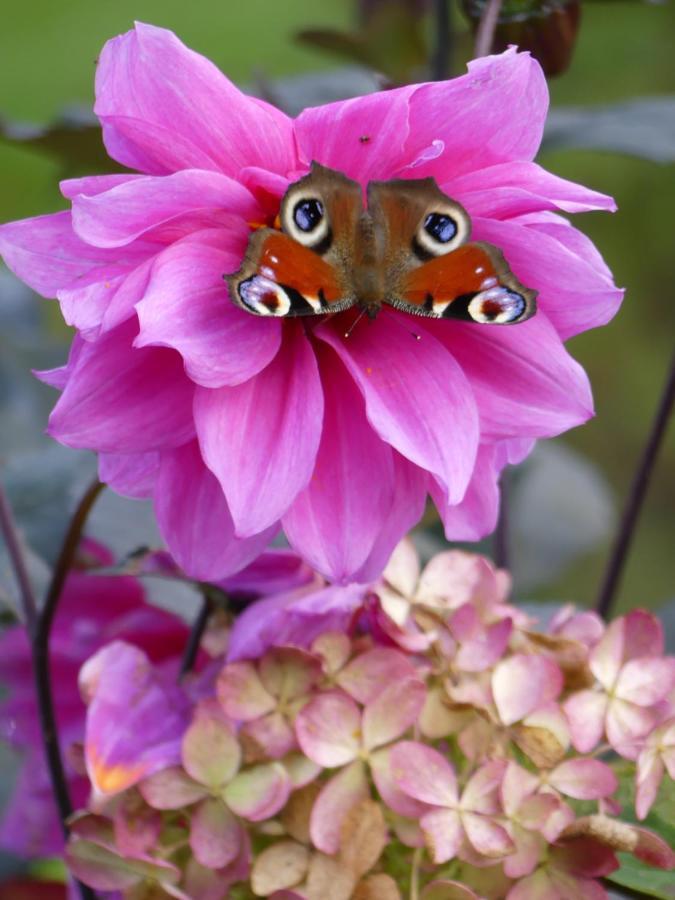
[
  {"xmin": 367, "ymin": 178, "xmax": 536, "ymax": 325},
  {"xmin": 394, "ymin": 241, "xmax": 537, "ymax": 325},
  {"xmin": 227, "ymin": 162, "xmax": 362, "ymax": 317}
]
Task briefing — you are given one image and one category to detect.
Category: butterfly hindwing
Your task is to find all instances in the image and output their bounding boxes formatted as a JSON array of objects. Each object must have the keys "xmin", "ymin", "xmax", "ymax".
[
  {"xmin": 391, "ymin": 241, "xmax": 537, "ymax": 325},
  {"xmin": 227, "ymin": 229, "xmax": 355, "ymax": 317}
]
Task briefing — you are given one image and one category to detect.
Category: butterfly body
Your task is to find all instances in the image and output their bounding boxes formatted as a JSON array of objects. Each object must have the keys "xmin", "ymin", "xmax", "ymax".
[{"xmin": 227, "ymin": 162, "xmax": 536, "ymax": 326}]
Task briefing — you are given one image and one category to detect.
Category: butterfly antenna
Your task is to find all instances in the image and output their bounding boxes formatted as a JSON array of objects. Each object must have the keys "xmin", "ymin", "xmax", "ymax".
[{"xmin": 344, "ymin": 308, "xmax": 367, "ymax": 338}]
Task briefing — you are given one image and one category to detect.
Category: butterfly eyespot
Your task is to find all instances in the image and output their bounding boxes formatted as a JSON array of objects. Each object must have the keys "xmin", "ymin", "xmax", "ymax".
[
  {"xmin": 424, "ymin": 212, "xmax": 457, "ymax": 244},
  {"xmin": 468, "ymin": 287, "xmax": 527, "ymax": 324},
  {"xmin": 293, "ymin": 198, "xmax": 324, "ymax": 232}
]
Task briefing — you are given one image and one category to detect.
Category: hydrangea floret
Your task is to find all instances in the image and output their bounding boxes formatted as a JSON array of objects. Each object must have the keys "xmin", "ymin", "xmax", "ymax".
[{"xmin": 14, "ymin": 541, "xmax": 670, "ymax": 899}]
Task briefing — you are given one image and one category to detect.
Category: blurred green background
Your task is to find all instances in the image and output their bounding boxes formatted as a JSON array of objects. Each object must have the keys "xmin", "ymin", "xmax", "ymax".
[{"xmin": 0, "ymin": 0, "xmax": 673, "ymax": 613}]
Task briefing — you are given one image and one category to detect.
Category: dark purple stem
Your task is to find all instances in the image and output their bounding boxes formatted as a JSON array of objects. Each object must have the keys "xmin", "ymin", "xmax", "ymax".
[
  {"xmin": 431, "ymin": 0, "xmax": 453, "ymax": 80},
  {"xmin": 474, "ymin": 0, "xmax": 504, "ymax": 57},
  {"xmin": 0, "ymin": 481, "xmax": 38, "ymax": 633},
  {"xmin": 596, "ymin": 351, "xmax": 675, "ymax": 619},
  {"xmin": 493, "ymin": 471, "xmax": 509, "ymax": 570},
  {"xmin": 179, "ymin": 590, "xmax": 214, "ymax": 680}
]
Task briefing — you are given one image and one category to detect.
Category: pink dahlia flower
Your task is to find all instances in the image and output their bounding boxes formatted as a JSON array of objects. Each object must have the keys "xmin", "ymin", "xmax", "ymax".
[{"xmin": 0, "ymin": 24, "xmax": 622, "ymax": 583}]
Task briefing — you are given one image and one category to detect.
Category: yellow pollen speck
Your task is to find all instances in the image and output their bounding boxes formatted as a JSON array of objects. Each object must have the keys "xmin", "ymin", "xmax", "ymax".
[
  {"xmin": 366, "ymin": 367, "xmax": 373, "ymax": 375},
  {"xmin": 104, "ymin": 282, "xmax": 111, "ymax": 289}
]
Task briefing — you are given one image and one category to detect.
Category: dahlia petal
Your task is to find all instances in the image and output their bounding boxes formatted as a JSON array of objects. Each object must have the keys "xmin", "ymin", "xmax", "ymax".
[
  {"xmin": 282, "ymin": 348, "xmax": 402, "ymax": 581},
  {"xmin": 98, "ymin": 452, "xmax": 159, "ymax": 499},
  {"xmin": 155, "ymin": 440, "xmax": 276, "ymax": 581},
  {"xmin": 462, "ymin": 812, "xmax": 513, "ymax": 857},
  {"xmin": 448, "ymin": 161, "xmax": 615, "ymax": 219},
  {"xmin": 71, "ymin": 169, "xmax": 258, "ymax": 248},
  {"xmin": 295, "ymin": 86, "xmax": 413, "ymax": 183},
  {"xmin": 362, "ymin": 677, "xmax": 426, "ymax": 751},
  {"xmin": 564, "ymin": 690, "xmax": 608, "ymax": 753},
  {"xmin": 195, "ymin": 326, "xmax": 323, "ymax": 536},
  {"xmin": 48, "ymin": 320, "xmax": 195, "ymax": 453},
  {"xmin": 220, "ymin": 549, "xmax": 317, "ymax": 597},
  {"xmin": 319, "ymin": 313, "xmax": 478, "ymax": 504},
  {"xmin": 548, "ymin": 759, "xmax": 617, "ymax": 800},
  {"xmin": 135, "ymin": 238, "xmax": 281, "ymax": 387},
  {"xmin": 223, "ymin": 762, "xmax": 291, "ymax": 821},
  {"xmin": 436, "ymin": 313, "xmax": 593, "ymax": 441},
  {"xmin": 616, "ymin": 658, "xmax": 675, "ymax": 706},
  {"xmin": 492, "ymin": 655, "xmax": 563, "ymax": 726},
  {"xmin": 522, "ymin": 211, "xmax": 614, "ymax": 283},
  {"xmin": 0, "ymin": 211, "xmax": 151, "ymax": 299},
  {"xmin": 190, "ymin": 798, "xmax": 241, "ymax": 869},
  {"xmin": 60, "ymin": 173, "xmax": 141, "ymax": 199},
  {"xmin": 389, "ymin": 741, "xmax": 458, "ymax": 806},
  {"xmin": 310, "ymin": 760, "xmax": 369, "ymax": 854},
  {"xmin": 336, "ymin": 647, "xmax": 417, "ymax": 705},
  {"xmin": 430, "ymin": 445, "xmax": 502, "ymax": 542},
  {"xmin": 419, "ymin": 809, "xmax": 462, "ymax": 864},
  {"xmin": 403, "ymin": 49, "xmax": 548, "ymax": 182},
  {"xmin": 95, "ymin": 23, "xmax": 297, "ymax": 176},
  {"xmin": 294, "ymin": 691, "xmax": 361, "ymax": 768},
  {"xmin": 473, "ymin": 216, "xmax": 622, "ymax": 340}
]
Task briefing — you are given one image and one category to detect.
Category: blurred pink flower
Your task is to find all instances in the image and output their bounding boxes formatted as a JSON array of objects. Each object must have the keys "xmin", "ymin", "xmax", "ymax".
[
  {"xmin": 0, "ymin": 539, "xmax": 189, "ymax": 858},
  {"xmin": 0, "ymin": 24, "xmax": 622, "ymax": 584}
]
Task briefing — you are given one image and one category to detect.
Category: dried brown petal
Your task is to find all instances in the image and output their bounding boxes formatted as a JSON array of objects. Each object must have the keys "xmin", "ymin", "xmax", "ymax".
[
  {"xmin": 251, "ymin": 840, "xmax": 310, "ymax": 896},
  {"xmin": 282, "ymin": 783, "xmax": 322, "ymax": 845},
  {"xmin": 306, "ymin": 853, "xmax": 356, "ymax": 900},
  {"xmin": 353, "ymin": 873, "xmax": 401, "ymax": 900},
  {"xmin": 512, "ymin": 724, "xmax": 566, "ymax": 768},
  {"xmin": 561, "ymin": 814, "xmax": 637, "ymax": 853},
  {"xmin": 339, "ymin": 800, "xmax": 388, "ymax": 878}
]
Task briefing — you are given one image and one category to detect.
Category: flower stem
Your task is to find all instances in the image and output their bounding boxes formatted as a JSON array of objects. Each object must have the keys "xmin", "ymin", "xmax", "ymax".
[
  {"xmin": 431, "ymin": 0, "xmax": 453, "ymax": 80},
  {"xmin": 179, "ymin": 589, "xmax": 215, "ymax": 679},
  {"xmin": 596, "ymin": 351, "xmax": 675, "ymax": 619},
  {"xmin": 493, "ymin": 470, "xmax": 510, "ymax": 569},
  {"xmin": 0, "ymin": 481, "xmax": 38, "ymax": 633},
  {"xmin": 410, "ymin": 846, "xmax": 422, "ymax": 900},
  {"xmin": 474, "ymin": 0, "xmax": 504, "ymax": 57}
]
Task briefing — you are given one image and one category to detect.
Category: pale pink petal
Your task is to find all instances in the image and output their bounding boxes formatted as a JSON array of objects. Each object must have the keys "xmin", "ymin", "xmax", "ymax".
[
  {"xmin": 98, "ymin": 451, "xmax": 159, "ymax": 499},
  {"xmin": 182, "ymin": 703, "xmax": 241, "ymax": 789},
  {"xmin": 522, "ymin": 703, "xmax": 570, "ymax": 754},
  {"xmin": 389, "ymin": 741, "xmax": 458, "ymax": 806},
  {"xmin": 362, "ymin": 677, "xmax": 426, "ymax": 751},
  {"xmin": 281, "ymin": 346, "xmax": 400, "ymax": 581},
  {"xmin": 631, "ymin": 825, "xmax": 675, "ymax": 869},
  {"xmin": 606, "ymin": 698, "xmax": 655, "ymax": 751},
  {"xmin": 636, "ymin": 751, "xmax": 664, "ymax": 821},
  {"xmin": 564, "ymin": 690, "xmax": 608, "ymax": 753},
  {"xmin": 294, "ymin": 691, "xmax": 361, "ymax": 767},
  {"xmin": 548, "ymin": 759, "xmax": 617, "ymax": 800},
  {"xmin": 435, "ymin": 312, "xmax": 593, "ymax": 441},
  {"xmin": 500, "ymin": 763, "xmax": 539, "ymax": 818},
  {"xmin": 190, "ymin": 798, "xmax": 241, "ymax": 869},
  {"xmin": 492, "ymin": 655, "xmax": 563, "ymax": 726},
  {"xmin": 589, "ymin": 618, "xmax": 625, "ymax": 690},
  {"xmin": 223, "ymin": 762, "xmax": 291, "ymax": 821},
  {"xmin": 462, "ymin": 812, "xmax": 513, "ymax": 857},
  {"xmin": 155, "ymin": 440, "xmax": 276, "ymax": 581},
  {"xmin": 294, "ymin": 86, "xmax": 414, "ymax": 184},
  {"xmin": 241, "ymin": 712, "xmax": 297, "ymax": 760},
  {"xmin": 461, "ymin": 761, "xmax": 507, "ymax": 815},
  {"xmin": 382, "ymin": 538, "xmax": 420, "ymax": 598},
  {"xmin": 448, "ymin": 161, "xmax": 615, "ymax": 218},
  {"xmin": 319, "ymin": 312, "xmax": 478, "ymax": 504},
  {"xmin": 48, "ymin": 320, "xmax": 195, "ymax": 453},
  {"xmin": 135, "ymin": 235, "xmax": 281, "ymax": 387},
  {"xmin": 0, "ymin": 211, "xmax": 152, "ymax": 298},
  {"xmin": 421, "ymin": 881, "xmax": 480, "ymax": 900},
  {"xmin": 310, "ymin": 760, "xmax": 369, "ymax": 854},
  {"xmin": 195, "ymin": 325, "xmax": 323, "ymax": 536},
  {"xmin": 503, "ymin": 825, "xmax": 543, "ymax": 878},
  {"xmin": 216, "ymin": 661, "xmax": 276, "ymax": 722},
  {"xmin": 419, "ymin": 809, "xmax": 462, "ymax": 864},
  {"xmin": 95, "ymin": 23, "xmax": 297, "ymax": 176},
  {"xmin": 473, "ymin": 215, "xmax": 622, "ymax": 340},
  {"xmin": 139, "ymin": 767, "xmax": 207, "ymax": 810},
  {"xmin": 70, "ymin": 169, "xmax": 258, "ymax": 248},
  {"xmin": 456, "ymin": 617, "xmax": 513, "ymax": 672},
  {"xmin": 258, "ymin": 647, "xmax": 322, "ymax": 701},
  {"xmin": 403, "ymin": 49, "xmax": 548, "ymax": 182},
  {"xmin": 622, "ymin": 609, "xmax": 664, "ymax": 660},
  {"xmin": 336, "ymin": 647, "xmax": 417, "ymax": 705},
  {"xmin": 370, "ymin": 745, "xmax": 430, "ymax": 818},
  {"xmin": 616, "ymin": 658, "xmax": 675, "ymax": 706}
]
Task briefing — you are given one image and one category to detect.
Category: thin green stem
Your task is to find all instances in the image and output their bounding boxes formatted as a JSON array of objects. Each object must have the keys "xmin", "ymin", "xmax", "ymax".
[{"xmin": 0, "ymin": 481, "xmax": 38, "ymax": 633}]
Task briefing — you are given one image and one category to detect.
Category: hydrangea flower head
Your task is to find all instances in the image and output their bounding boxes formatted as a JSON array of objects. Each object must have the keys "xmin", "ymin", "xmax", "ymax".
[{"xmin": 0, "ymin": 24, "xmax": 622, "ymax": 584}]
